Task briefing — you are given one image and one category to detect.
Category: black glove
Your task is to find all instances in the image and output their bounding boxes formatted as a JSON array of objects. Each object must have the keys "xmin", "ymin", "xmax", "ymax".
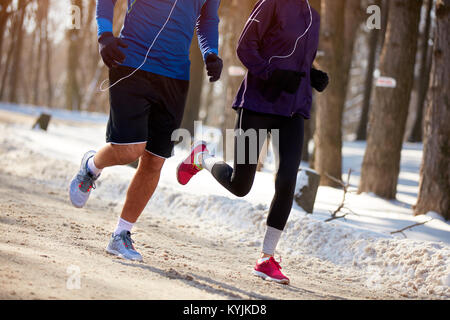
[
  {"xmin": 263, "ymin": 69, "xmax": 306, "ymax": 103},
  {"xmin": 310, "ymin": 68, "xmax": 329, "ymax": 92},
  {"xmin": 205, "ymin": 53, "xmax": 223, "ymax": 82},
  {"xmin": 98, "ymin": 32, "xmax": 128, "ymax": 68}
]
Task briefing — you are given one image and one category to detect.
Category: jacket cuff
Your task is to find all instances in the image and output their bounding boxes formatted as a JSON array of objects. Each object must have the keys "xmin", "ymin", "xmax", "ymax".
[
  {"xmin": 203, "ymin": 49, "xmax": 219, "ymax": 61},
  {"xmin": 97, "ymin": 18, "xmax": 113, "ymax": 37}
]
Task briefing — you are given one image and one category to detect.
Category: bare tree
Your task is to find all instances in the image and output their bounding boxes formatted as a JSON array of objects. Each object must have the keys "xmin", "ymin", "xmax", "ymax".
[
  {"xmin": 414, "ymin": 0, "xmax": 449, "ymax": 220},
  {"xmin": 8, "ymin": 0, "xmax": 30, "ymax": 103},
  {"xmin": 408, "ymin": 0, "xmax": 435, "ymax": 142},
  {"xmin": 0, "ymin": 8, "xmax": 19, "ymax": 99},
  {"xmin": 314, "ymin": 0, "xmax": 363, "ymax": 187},
  {"xmin": 356, "ymin": 0, "xmax": 381, "ymax": 141},
  {"xmin": 356, "ymin": 0, "xmax": 390, "ymax": 141},
  {"xmin": 66, "ymin": 0, "xmax": 83, "ymax": 111},
  {"xmin": 43, "ymin": 0, "xmax": 52, "ymax": 107},
  {"xmin": 180, "ymin": 34, "xmax": 205, "ymax": 137},
  {"xmin": 359, "ymin": 0, "xmax": 423, "ymax": 199},
  {"xmin": 219, "ymin": 0, "xmax": 257, "ymax": 161},
  {"xmin": 31, "ymin": 0, "xmax": 50, "ymax": 106},
  {"xmin": 79, "ymin": 0, "xmax": 97, "ymax": 92},
  {"xmin": 84, "ymin": 0, "xmax": 128, "ymax": 113},
  {"xmin": 0, "ymin": 0, "xmax": 13, "ymax": 55},
  {"xmin": 302, "ymin": 0, "xmax": 321, "ymax": 163}
]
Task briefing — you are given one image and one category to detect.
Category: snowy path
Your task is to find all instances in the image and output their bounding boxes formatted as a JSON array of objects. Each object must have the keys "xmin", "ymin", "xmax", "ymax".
[{"xmin": 0, "ymin": 108, "xmax": 448, "ymax": 299}]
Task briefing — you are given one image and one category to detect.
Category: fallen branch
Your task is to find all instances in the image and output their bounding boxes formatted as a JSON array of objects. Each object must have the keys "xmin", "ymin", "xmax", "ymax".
[
  {"xmin": 324, "ymin": 169, "xmax": 358, "ymax": 222},
  {"xmin": 390, "ymin": 219, "xmax": 434, "ymax": 238},
  {"xmin": 324, "ymin": 211, "xmax": 350, "ymax": 222}
]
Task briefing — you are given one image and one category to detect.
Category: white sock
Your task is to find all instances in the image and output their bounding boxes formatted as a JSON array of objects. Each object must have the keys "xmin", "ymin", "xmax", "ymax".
[
  {"xmin": 261, "ymin": 226, "xmax": 283, "ymax": 256},
  {"xmin": 114, "ymin": 217, "xmax": 134, "ymax": 236},
  {"xmin": 258, "ymin": 256, "xmax": 271, "ymax": 264},
  {"xmin": 202, "ymin": 153, "xmax": 222, "ymax": 172},
  {"xmin": 87, "ymin": 156, "xmax": 102, "ymax": 177}
]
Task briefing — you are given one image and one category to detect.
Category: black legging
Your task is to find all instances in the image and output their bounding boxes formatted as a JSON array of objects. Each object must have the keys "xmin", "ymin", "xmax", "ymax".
[{"xmin": 210, "ymin": 108, "xmax": 304, "ymax": 231}]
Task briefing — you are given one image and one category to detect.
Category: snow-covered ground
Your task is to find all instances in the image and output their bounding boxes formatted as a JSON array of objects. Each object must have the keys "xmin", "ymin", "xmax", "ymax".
[{"xmin": 1, "ymin": 104, "xmax": 449, "ymax": 298}]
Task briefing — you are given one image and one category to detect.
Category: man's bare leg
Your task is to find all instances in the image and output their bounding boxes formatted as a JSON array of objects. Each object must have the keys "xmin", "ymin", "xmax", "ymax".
[
  {"xmin": 81, "ymin": 142, "xmax": 164, "ymax": 223},
  {"xmin": 104, "ymin": 149, "xmax": 165, "ymax": 261},
  {"xmin": 93, "ymin": 143, "xmax": 147, "ymax": 169},
  {"xmin": 70, "ymin": 143, "xmax": 146, "ymax": 209},
  {"xmin": 120, "ymin": 151, "xmax": 165, "ymax": 223}
]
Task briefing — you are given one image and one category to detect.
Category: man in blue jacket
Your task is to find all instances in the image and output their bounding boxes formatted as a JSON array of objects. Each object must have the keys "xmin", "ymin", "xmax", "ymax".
[{"xmin": 69, "ymin": 0, "xmax": 222, "ymax": 261}]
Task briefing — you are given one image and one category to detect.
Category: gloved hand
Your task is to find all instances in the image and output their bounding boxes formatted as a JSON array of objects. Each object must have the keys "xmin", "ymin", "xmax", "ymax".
[
  {"xmin": 205, "ymin": 53, "xmax": 223, "ymax": 82},
  {"xmin": 263, "ymin": 69, "xmax": 306, "ymax": 103},
  {"xmin": 310, "ymin": 68, "xmax": 329, "ymax": 92},
  {"xmin": 98, "ymin": 32, "xmax": 128, "ymax": 68}
]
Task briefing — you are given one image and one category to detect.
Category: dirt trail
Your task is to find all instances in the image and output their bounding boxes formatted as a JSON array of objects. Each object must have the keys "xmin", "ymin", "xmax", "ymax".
[{"xmin": 0, "ymin": 110, "xmax": 406, "ymax": 300}]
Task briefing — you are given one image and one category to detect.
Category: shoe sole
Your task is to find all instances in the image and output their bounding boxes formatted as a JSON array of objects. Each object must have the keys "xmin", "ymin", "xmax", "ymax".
[
  {"xmin": 106, "ymin": 248, "xmax": 143, "ymax": 262},
  {"xmin": 69, "ymin": 150, "xmax": 97, "ymax": 209},
  {"xmin": 176, "ymin": 140, "xmax": 207, "ymax": 185},
  {"xmin": 252, "ymin": 270, "xmax": 290, "ymax": 285},
  {"xmin": 69, "ymin": 174, "xmax": 85, "ymax": 209}
]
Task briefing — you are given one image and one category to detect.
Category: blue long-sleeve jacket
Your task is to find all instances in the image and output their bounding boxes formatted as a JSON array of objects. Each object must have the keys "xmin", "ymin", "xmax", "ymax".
[{"xmin": 96, "ymin": 0, "xmax": 220, "ymax": 81}]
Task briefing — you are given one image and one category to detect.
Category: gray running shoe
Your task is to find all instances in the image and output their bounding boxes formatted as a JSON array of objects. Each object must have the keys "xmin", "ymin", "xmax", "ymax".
[
  {"xmin": 69, "ymin": 150, "xmax": 99, "ymax": 208},
  {"xmin": 106, "ymin": 230, "xmax": 143, "ymax": 261}
]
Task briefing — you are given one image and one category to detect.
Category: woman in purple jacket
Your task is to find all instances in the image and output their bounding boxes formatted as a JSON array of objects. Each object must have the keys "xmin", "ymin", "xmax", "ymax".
[{"xmin": 177, "ymin": 0, "xmax": 328, "ymax": 284}]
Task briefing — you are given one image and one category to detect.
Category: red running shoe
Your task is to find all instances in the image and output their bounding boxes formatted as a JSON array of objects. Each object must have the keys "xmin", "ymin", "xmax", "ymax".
[
  {"xmin": 252, "ymin": 257, "xmax": 290, "ymax": 285},
  {"xmin": 176, "ymin": 141, "xmax": 209, "ymax": 185}
]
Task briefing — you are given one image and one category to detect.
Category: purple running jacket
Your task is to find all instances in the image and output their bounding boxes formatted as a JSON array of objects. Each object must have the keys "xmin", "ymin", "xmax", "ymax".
[{"xmin": 233, "ymin": 0, "xmax": 320, "ymax": 119}]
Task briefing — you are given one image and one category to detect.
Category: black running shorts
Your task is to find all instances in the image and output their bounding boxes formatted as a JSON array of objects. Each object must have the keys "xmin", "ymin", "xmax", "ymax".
[{"xmin": 106, "ymin": 66, "xmax": 189, "ymax": 158}]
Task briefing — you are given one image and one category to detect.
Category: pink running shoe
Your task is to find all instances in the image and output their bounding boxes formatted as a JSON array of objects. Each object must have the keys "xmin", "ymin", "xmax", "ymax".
[
  {"xmin": 176, "ymin": 141, "xmax": 209, "ymax": 185},
  {"xmin": 252, "ymin": 257, "xmax": 290, "ymax": 285}
]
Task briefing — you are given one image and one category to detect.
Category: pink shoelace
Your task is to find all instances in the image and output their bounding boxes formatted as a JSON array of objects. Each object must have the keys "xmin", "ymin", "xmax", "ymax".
[{"xmin": 270, "ymin": 257, "xmax": 282, "ymax": 270}]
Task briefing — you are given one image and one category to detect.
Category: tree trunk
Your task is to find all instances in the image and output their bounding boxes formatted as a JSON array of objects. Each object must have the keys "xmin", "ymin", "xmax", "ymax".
[
  {"xmin": 376, "ymin": 0, "xmax": 391, "ymax": 52},
  {"xmin": 180, "ymin": 34, "xmax": 205, "ymax": 137},
  {"xmin": 26, "ymin": 17, "xmax": 37, "ymax": 104},
  {"xmin": 204, "ymin": 83, "xmax": 218, "ymax": 126},
  {"xmin": 308, "ymin": 100, "xmax": 317, "ymax": 169},
  {"xmin": 359, "ymin": 0, "xmax": 422, "ymax": 199},
  {"xmin": 356, "ymin": 0, "xmax": 382, "ymax": 141},
  {"xmin": 309, "ymin": 0, "xmax": 322, "ymax": 12},
  {"xmin": 79, "ymin": 0, "xmax": 96, "ymax": 92},
  {"xmin": 314, "ymin": 0, "xmax": 346, "ymax": 186},
  {"xmin": 0, "ymin": 0, "xmax": 12, "ymax": 56},
  {"xmin": 408, "ymin": 0, "xmax": 434, "ymax": 142},
  {"xmin": 86, "ymin": 0, "xmax": 127, "ymax": 113},
  {"xmin": 66, "ymin": 0, "xmax": 83, "ymax": 111},
  {"xmin": 302, "ymin": 118, "xmax": 311, "ymax": 162},
  {"xmin": 84, "ymin": 60, "xmax": 104, "ymax": 112},
  {"xmin": 341, "ymin": 0, "xmax": 363, "ymax": 95},
  {"xmin": 0, "ymin": 11, "xmax": 19, "ymax": 100},
  {"xmin": 302, "ymin": 0, "xmax": 321, "ymax": 163},
  {"xmin": 8, "ymin": 0, "xmax": 28, "ymax": 103},
  {"xmin": 33, "ymin": 1, "xmax": 49, "ymax": 106},
  {"xmin": 221, "ymin": 0, "xmax": 256, "ymax": 161},
  {"xmin": 44, "ymin": 11, "xmax": 53, "ymax": 107},
  {"xmin": 314, "ymin": 0, "xmax": 362, "ymax": 186},
  {"xmin": 220, "ymin": 0, "xmax": 257, "ymax": 161},
  {"xmin": 414, "ymin": 0, "xmax": 450, "ymax": 219}
]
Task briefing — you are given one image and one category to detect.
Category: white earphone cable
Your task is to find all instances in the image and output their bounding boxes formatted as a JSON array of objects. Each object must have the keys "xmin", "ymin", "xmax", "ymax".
[
  {"xmin": 99, "ymin": 0, "xmax": 179, "ymax": 92},
  {"xmin": 268, "ymin": 0, "xmax": 312, "ymax": 64},
  {"xmin": 239, "ymin": 0, "xmax": 313, "ymax": 65},
  {"xmin": 99, "ymin": 0, "xmax": 312, "ymax": 93}
]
